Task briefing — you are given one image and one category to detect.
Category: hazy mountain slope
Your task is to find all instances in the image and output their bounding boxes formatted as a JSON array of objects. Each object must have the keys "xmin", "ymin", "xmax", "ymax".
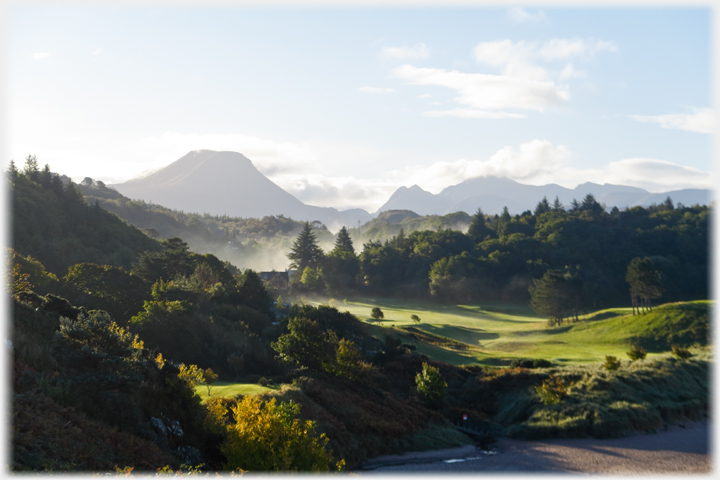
[
  {"xmin": 111, "ymin": 150, "xmax": 372, "ymax": 228},
  {"xmin": 377, "ymin": 176, "xmax": 711, "ymax": 215}
]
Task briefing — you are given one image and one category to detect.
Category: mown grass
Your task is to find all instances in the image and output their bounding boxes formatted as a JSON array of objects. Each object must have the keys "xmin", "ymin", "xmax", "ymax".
[
  {"xmin": 193, "ymin": 381, "xmax": 276, "ymax": 402},
  {"xmin": 309, "ymin": 298, "xmax": 711, "ymax": 367}
]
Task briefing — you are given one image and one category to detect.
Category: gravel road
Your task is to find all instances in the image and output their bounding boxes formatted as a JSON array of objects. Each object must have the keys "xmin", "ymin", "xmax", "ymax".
[{"xmin": 360, "ymin": 420, "xmax": 711, "ymax": 474}]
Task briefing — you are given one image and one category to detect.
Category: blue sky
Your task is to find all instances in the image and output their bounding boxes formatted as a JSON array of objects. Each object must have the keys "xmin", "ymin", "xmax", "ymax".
[{"xmin": 6, "ymin": 4, "xmax": 715, "ymax": 212}]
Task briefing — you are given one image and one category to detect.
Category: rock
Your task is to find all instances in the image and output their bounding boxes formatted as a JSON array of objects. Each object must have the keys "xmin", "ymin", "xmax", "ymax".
[
  {"xmin": 166, "ymin": 419, "xmax": 184, "ymax": 437},
  {"xmin": 176, "ymin": 446, "xmax": 203, "ymax": 467},
  {"xmin": 150, "ymin": 417, "xmax": 167, "ymax": 438}
]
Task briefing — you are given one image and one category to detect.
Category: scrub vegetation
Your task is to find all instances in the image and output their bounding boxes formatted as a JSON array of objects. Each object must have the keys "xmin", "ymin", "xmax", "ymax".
[{"xmin": 9, "ymin": 158, "xmax": 711, "ymax": 473}]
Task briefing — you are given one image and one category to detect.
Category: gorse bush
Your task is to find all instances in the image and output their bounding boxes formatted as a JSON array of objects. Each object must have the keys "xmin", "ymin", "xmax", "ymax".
[
  {"xmin": 534, "ymin": 375, "xmax": 568, "ymax": 405},
  {"xmin": 603, "ymin": 355, "xmax": 621, "ymax": 371},
  {"xmin": 510, "ymin": 358, "xmax": 552, "ymax": 369},
  {"xmin": 671, "ymin": 345, "xmax": 694, "ymax": 359},
  {"xmin": 217, "ymin": 396, "xmax": 340, "ymax": 472},
  {"xmin": 626, "ymin": 345, "xmax": 647, "ymax": 361}
]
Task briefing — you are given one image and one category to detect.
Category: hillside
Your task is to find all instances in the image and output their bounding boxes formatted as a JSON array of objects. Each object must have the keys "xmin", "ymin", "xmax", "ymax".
[{"xmin": 10, "ymin": 169, "xmax": 160, "ymax": 276}]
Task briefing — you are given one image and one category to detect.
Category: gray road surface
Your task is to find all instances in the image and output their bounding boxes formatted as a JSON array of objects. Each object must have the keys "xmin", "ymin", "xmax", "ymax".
[{"xmin": 361, "ymin": 421, "xmax": 711, "ymax": 474}]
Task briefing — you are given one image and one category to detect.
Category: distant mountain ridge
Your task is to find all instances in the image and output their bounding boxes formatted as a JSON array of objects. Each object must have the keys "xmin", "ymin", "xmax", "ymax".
[
  {"xmin": 377, "ymin": 176, "xmax": 711, "ymax": 216},
  {"xmin": 111, "ymin": 150, "xmax": 373, "ymax": 228},
  {"xmin": 112, "ymin": 150, "xmax": 711, "ymax": 225}
]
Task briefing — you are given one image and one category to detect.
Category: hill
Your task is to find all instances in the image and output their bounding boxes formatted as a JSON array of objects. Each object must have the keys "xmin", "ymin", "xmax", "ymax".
[
  {"xmin": 10, "ymin": 167, "xmax": 160, "ymax": 276},
  {"xmin": 377, "ymin": 176, "xmax": 711, "ymax": 216},
  {"xmin": 110, "ymin": 150, "xmax": 372, "ymax": 229}
]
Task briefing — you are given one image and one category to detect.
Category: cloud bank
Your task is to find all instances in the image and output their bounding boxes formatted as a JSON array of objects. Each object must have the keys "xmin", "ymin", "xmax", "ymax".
[
  {"xmin": 629, "ymin": 108, "xmax": 716, "ymax": 134},
  {"xmin": 394, "ymin": 37, "xmax": 616, "ymax": 119}
]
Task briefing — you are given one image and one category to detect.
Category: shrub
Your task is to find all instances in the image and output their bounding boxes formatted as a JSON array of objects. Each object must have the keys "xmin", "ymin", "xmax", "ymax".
[
  {"xmin": 258, "ymin": 377, "xmax": 272, "ymax": 387},
  {"xmin": 220, "ymin": 396, "xmax": 338, "ymax": 472},
  {"xmin": 534, "ymin": 375, "xmax": 568, "ymax": 405},
  {"xmin": 626, "ymin": 345, "xmax": 647, "ymax": 361},
  {"xmin": 510, "ymin": 358, "xmax": 552, "ymax": 369},
  {"xmin": 671, "ymin": 345, "xmax": 694, "ymax": 359},
  {"xmin": 603, "ymin": 355, "xmax": 621, "ymax": 371},
  {"xmin": 415, "ymin": 362, "xmax": 447, "ymax": 408}
]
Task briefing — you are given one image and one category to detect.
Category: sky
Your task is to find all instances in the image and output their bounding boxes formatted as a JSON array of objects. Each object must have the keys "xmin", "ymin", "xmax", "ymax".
[{"xmin": 4, "ymin": 2, "xmax": 716, "ymax": 213}]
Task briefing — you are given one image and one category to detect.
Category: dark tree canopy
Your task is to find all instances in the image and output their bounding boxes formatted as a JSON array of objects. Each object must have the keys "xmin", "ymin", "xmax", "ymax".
[
  {"xmin": 529, "ymin": 269, "xmax": 582, "ymax": 325},
  {"xmin": 534, "ymin": 197, "xmax": 551, "ymax": 217},
  {"xmin": 626, "ymin": 257, "xmax": 664, "ymax": 314},
  {"xmin": 467, "ymin": 208, "xmax": 493, "ymax": 242}
]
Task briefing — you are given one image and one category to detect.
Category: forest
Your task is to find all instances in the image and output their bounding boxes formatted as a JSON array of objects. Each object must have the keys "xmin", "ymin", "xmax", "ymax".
[{"xmin": 8, "ymin": 157, "xmax": 711, "ymax": 472}]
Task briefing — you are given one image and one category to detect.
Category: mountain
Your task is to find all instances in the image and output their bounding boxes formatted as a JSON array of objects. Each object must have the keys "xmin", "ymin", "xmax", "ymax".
[
  {"xmin": 376, "ymin": 176, "xmax": 712, "ymax": 216},
  {"xmin": 111, "ymin": 150, "xmax": 373, "ymax": 228}
]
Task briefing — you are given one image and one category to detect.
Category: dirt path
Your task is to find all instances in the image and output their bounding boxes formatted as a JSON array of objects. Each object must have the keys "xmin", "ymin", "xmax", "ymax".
[{"xmin": 361, "ymin": 420, "xmax": 711, "ymax": 474}]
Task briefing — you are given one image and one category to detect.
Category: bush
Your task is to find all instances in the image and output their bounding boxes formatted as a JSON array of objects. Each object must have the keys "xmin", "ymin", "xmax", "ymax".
[
  {"xmin": 534, "ymin": 375, "xmax": 567, "ymax": 405},
  {"xmin": 220, "ymin": 396, "xmax": 338, "ymax": 472},
  {"xmin": 603, "ymin": 355, "xmax": 621, "ymax": 371},
  {"xmin": 510, "ymin": 358, "xmax": 552, "ymax": 369},
  {"xmin": 626, "ymin": 345, "xmax": 647, "ymax": 361},
  {"xmin": 415, "ymin": 362, "xmax": 447, "ymax": 408},
  {"xmin": 258, "ymin": 377, "xmax": 272, "ymax": 387},
  {"xmin": 671, "ymin": 345, "xmax": 694, "ymax": 359}
]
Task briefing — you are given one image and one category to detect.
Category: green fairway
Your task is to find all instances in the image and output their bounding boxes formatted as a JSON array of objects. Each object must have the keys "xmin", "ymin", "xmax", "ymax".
[
  {"xmin": 194, "ymin": 381, "xmax": 276, "ymax": 402},
  {"xmin": 309, "ymin": 297, "xmax": 711, "ymax": 367}
]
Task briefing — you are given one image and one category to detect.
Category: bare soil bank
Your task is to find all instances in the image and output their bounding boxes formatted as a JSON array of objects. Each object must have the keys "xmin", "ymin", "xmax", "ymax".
[{"xmin": 361, "ymin": 420, "xmax": 711, "ymax": 474}]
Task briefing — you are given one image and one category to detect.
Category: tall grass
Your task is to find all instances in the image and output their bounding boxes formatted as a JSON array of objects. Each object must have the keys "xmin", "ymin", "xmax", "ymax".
[{"xmin": 497, "ymin": 348, "xmax": 710, "ymax": 439}]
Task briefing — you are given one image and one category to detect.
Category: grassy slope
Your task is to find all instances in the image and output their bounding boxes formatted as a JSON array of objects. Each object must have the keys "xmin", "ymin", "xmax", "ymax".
[
  {"xmin": 193, "ymin": 381, "xmax": 276, "ymax": 402},
  {"xmin": 311, "ymin": 298, "xmax": 710, "ymax": 367}
]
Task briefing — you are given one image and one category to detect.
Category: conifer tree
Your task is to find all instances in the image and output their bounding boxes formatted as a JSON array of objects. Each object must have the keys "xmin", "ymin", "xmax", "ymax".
[
  {"xmin": 467, "ymin": 208, "xmax": 492, "ymax": 242},
  {"xmin": 534, "ymin": 196, "xmax": 551, "ymax": 217},
  {"xmin": 333, "ymin": 226, "xmax": 355, "ymax": 255},
  {"xmin": 287, "ymin": 222, "xmax": 324, "ymax": 273}
]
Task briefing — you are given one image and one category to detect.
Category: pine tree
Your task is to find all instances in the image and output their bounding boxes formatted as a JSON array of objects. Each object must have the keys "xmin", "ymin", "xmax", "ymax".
[
  {"xmin": 333, "ymin": 226, "xmax": 355, "ymax": 255},
  {"xmin": 534, "ymin": 196, "xmax": 551, "ymax": 217},
  {"xmin": 23, "ymin": 154, "xmax": 39, "ymax": 182},
  {"xmin": 467, "ymin": 208, "xmax": 492, "ymax": 241},
  {"xmin": 287, "ymin": 222, "xmax": 324, "ymax": 272},
  {"xmin": 7, "ymin": 160, "xmax": 18, "ymax": 180},
  {"xmin": 626, "ymin": 257, "xmax": 664, "ymax": 314},
  {"xmin": 552, "ymin": 196, "xmax": 564, "ymax": 212}
]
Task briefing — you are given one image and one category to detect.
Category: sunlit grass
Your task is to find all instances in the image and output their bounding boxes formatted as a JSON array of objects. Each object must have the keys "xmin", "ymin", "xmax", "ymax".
[
  {"xmin": 307, "ymin": 297, "xmax": 711, "ymax": 368},
  {"xmin": 194, "ymin": 381, "xmax": 276, "ymax": 402}
]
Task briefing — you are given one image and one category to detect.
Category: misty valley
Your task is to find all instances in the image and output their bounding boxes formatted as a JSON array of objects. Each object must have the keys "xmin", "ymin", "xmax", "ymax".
[{"xmin": 9, "ymin": 153, "xmax": 711, "ymax": 473}]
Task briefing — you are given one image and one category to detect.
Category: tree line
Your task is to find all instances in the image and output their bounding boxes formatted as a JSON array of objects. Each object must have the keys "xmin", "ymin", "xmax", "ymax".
[{"xmin": 286, "ymin": 194, "xmax": 708, "ymax": 314}]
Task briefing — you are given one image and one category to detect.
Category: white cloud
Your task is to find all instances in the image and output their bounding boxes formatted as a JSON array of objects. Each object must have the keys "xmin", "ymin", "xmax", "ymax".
[
  {"xmin": 473, "ymin": 38, "xmax": 617, "ymax": 81},
  {"xmin": 92, "ymin": 49, "xmax": 102, "ymax": 56},
  {"xmin": 379, "ymin": 43, "xmax": 429, "ymax": 60},
  {"xmin": 32, "ymin": 52, "xmax": 50, "ymax": 60},
  {"xmin": 357, "ymin": 86, "xmax": 396, "ymax": 94},
  {"xmin": 629, "ymin": 108, "xmax": 716, "ymax": 134},
  {"xmin": 474, "ymin": 39, "xmax": 546, "ymax": 80},
  {"xmin": 422, "ymin": 109, "xmax": 524, "ymax": 119},
  {"xmin": 393, "ymin": 64, "xmax": 569, "ymax": 117},
  {"xmin": 602, "ymin": 158, "xmax": 713, "ymax": 191},
  {"xmin": 417, "ymin": 94, "xmax": 432, "ymax": 98},
  {"xmin": 539, "ymin": 38, "xmax": 617, "ymax": 61},
  {"xmin": 558, "ymin": 63, "xmax": 585, "ymax": 80},
  {"xmin": 388, "ymin": 140, "xmax": 712, "ymax": 195},
  {"xmin": 270, "ymin": 173, "xmax": 398, "ymax": 212},
  {"xmin": 507, "ymin": 7, "xmax": 547, "ymax": 24}
]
